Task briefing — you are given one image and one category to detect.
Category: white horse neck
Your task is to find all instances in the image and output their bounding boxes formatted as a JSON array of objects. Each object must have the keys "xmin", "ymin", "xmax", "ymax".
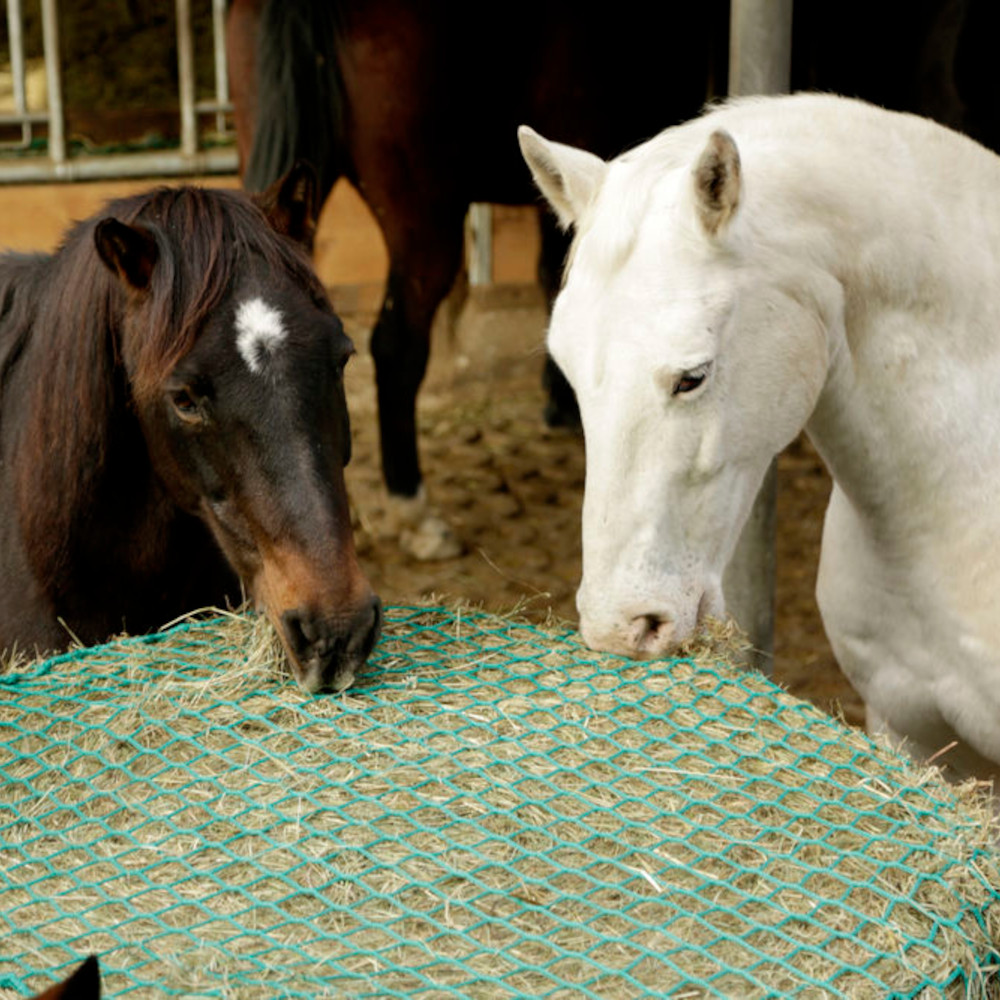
[
  {"xmin": 722, "ymin": 99, "xmax": 1000, "ymax": 779},
  {"xmin": 729, "ymin": 98, "xmax": 1000, "ymax": 632},
  {"xmin": 705, "ymin": 98, "xmax": 1000, "ymax": 472}
]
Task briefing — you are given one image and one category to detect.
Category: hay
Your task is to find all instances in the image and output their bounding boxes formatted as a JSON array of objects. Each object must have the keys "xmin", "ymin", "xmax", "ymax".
[{"xmin": 1, "ymin": 606, "xmax": 998, "ymax": 999}]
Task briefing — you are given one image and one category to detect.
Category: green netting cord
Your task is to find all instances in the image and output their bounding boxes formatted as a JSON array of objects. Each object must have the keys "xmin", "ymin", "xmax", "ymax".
[{"xmin": 1, "ymin": 607, "xmax": 998, "ymax": 999}]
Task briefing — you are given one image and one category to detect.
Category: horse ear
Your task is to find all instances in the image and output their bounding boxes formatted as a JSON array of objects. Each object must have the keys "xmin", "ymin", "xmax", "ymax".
[
  {"xmin": 30, "ymin": 955, "xmax": 101, "ymax": 1000},
  {"xmin": 518, "ymin": 125, "xmax": 607, "ymax": 230},
  {"xmin": 94, "ymin": 219, "xmax": 158, "ymax": 291},
  {"xmin": 693, "ymin": 129, "xmax": 742, "ymax": 237},
  {"xmin": 253, "ymin": 161, "xmax": 319, "ymax": 250}
]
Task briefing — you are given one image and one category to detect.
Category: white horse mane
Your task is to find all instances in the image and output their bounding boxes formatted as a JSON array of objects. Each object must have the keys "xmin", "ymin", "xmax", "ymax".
[{"xmin": 584, "ymin": 92, "xmax": 998, "ymax": 284}]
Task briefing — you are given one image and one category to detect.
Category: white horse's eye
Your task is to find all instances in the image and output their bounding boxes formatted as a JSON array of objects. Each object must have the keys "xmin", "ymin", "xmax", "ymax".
[{"xmin": 673, "ymin": 363, "xmax": 712, "ymax": 396}]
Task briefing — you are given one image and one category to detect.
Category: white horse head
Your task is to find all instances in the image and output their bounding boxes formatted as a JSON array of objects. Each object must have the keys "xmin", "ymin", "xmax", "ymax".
[
  {"xmin": 522, "ymin": 94, "xmax": 1000, "ymax": 792},
  {"xmin": 519, "ymin": 117, "xmax": 833, "ymax": 658}
]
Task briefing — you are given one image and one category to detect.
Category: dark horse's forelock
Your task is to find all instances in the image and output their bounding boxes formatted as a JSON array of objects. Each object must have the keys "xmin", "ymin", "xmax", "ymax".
[
  {"xmin": 4, "ymin": 185, "xmax": 324, "ymax": 595},
  {"xmin": 114, "ymin": 186, "xmax": 325, "ymax": 402}
]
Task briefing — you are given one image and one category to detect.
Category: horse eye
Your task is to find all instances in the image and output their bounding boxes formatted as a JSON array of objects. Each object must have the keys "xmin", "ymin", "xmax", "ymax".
[
  {"xmin": 170, "ymin": 387, "xmax": 202, "ymax": 420},
  {"xmin": 673, "ymin": 364, "xmax": 711, "ymax": 396},
  {"xmin": 674, "ymin": 374, "xmax": 704, "ymax": 395}
]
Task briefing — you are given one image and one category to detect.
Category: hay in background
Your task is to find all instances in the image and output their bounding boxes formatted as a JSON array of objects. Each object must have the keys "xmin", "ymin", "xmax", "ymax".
[{"xmin": 1, "ymin": 606, "xmax": 998, "ymax": 999}]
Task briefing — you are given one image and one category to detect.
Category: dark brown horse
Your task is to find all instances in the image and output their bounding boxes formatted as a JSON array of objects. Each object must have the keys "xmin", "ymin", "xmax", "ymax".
[
  {"xmin": 0, "ymin": 167, "xmax": 380, "ymax": 692},
  {"xmin": 226, "ymin": 0, "xmax": 993, "ymax": 558},
  {"xmin": 226, "ymin": 0, "xmax": 731, "ymax": 555}
]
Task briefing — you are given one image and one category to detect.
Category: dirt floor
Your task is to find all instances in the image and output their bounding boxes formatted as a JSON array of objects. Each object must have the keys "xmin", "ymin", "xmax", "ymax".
[{"xmin": 0, "ymin": 177, "xmax": 862, "ymax": 728}]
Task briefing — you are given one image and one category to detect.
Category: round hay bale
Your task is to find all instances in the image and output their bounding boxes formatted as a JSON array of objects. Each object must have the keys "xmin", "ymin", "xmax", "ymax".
[{"xmin": 1, "ymin": 607, "xmax": 998, "ymax": 999}]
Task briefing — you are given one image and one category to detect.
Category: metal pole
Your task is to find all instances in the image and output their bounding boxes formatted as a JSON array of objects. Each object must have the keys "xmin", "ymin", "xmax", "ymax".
[
  {"xmin": 39, "ymin": 0, "xmax": 64, "ymax": 164},
  {"xmin": 211, "ymin": 0, "xmax": 230, "ymax": 134},
  {"xmin": 0, "ymin": 112, "xmax": 48, "ymax": 127},
  {"xmin": 176, "ymin": 0, "xmax": 198, "ymax": 158},
  {"xmin": 729, "ymin": 0, "xmax": 793, "ymax": 96},
  {"xmin": 6, "ymin": 0, "xmax": 31, "ymax": 147},
  {"xmin": 467, "ymin": 203, "xmax": 493, "ymax": 286},
  {"xmin": 0, "ymin": 147, "xmax": 239, "ymax": 184},
  {"xmin": 722, "ymin": 0, "xmax": 793, "ymax": 674}
]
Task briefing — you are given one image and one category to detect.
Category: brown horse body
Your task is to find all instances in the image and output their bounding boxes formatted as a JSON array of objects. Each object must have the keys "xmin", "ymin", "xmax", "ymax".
[
  {"xmin": 0, "ymin": 170, "xmax": 380, "ymax": 691},
  {"xmin": 227, "ymin": 0, "xmax": 730, "ymax": 535}
]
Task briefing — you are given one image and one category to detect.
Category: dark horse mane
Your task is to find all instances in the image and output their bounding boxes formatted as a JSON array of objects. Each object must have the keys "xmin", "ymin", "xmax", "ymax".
[{"xmin": 0, "ymin": 185, "xmax": 324, "ymax": 601}]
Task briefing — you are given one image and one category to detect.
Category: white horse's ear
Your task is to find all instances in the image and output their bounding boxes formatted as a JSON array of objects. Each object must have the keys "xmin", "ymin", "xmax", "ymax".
[
  {"xmin": 693, "ymin": 129, "xmax": 742, "ymax": 237},
  {"xmin": 518, "ymin": 125, "xmax": 607, "ymax": 230}
]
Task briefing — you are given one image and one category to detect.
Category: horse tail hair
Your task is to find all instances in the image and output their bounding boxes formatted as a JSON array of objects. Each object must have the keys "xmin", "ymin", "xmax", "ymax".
[{"xmin": 244, "ymin": 0, "xmax": 346, "ymax": 206}]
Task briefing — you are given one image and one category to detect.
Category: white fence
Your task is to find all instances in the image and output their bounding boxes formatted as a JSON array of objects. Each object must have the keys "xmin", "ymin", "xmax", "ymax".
[{"xmin": 0, "ymin": 0, "xmax": 237, "ymax": 182}]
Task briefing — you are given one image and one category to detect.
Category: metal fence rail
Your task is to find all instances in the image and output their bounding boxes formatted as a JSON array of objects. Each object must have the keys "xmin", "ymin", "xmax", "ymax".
[{"xmin": 0, "ymin": 0, "xmax": 237, "ymax": 183}]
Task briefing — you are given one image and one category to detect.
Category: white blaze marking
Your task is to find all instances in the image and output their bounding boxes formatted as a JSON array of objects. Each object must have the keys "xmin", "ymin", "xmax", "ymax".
[{"xmin": 235, "ymin": 297, "xmax": 286, "ymax": 373}]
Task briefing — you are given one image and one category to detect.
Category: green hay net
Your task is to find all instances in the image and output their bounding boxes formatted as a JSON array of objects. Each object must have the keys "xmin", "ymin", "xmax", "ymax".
[{"xmin": 1, "ymin": 607, "xmax": 998, "ymax": 998}]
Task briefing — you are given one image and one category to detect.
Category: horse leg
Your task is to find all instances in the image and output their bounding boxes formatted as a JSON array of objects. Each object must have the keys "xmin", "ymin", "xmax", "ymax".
[
  {"xmin": 369, "ymin": 217, "xmax": 466, "ymax": 560},
  {"xmin": 537, "ymin": 208, "xmax": 580, "ymax": 429}
]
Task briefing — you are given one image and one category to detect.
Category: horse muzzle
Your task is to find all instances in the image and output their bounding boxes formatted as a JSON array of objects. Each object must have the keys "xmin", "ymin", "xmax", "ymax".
[
  {"xmin": 281, "ymin": 595, "xmax": 383, "ymax": 694},
  {"xmin": 577, "ymin": 577, "xmax": 724, "ymax": 659}
]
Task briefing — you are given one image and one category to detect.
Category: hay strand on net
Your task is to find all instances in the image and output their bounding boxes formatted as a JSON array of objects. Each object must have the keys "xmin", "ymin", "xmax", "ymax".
[{"xmin": 1, "ymin": 605, "xmax": 998, "ymax": 999}]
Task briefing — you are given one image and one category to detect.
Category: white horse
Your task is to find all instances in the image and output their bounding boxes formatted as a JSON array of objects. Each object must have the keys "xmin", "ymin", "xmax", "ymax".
[{"xmin": 519, "ymin": 93, "xmax": 1000, "ymax": 786}]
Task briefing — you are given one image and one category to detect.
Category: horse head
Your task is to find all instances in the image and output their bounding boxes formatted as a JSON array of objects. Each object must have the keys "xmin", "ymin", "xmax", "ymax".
[
  {"xmin": 93, "ymin": 166, "xmax": 380, "ymax": 692},
  {"xmin": 520, "ymin": 121, "xmax": 831, "ymax": 658}
]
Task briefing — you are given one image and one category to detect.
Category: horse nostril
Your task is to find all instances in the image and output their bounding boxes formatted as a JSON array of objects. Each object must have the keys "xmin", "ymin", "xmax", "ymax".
[
  {"xmin": 299, "ymin": 615, "xmax": 320, "ymax": 645},
  {"xmin": 366, "ymin": 596, "xmax": 384, "ymax": 649},
  {"xmin": 630, "ymin": 613, "xmax": 675, "ymax": 655},
  {"xmin": 281, "ymin": 609, "xmax": 314, "ymax": 661},
  {"xmin": 281, "ymin": 598, "xmax": 382, "ymax": 676}
]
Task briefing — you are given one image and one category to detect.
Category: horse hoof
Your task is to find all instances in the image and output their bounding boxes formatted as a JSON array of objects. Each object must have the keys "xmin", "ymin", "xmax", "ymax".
[
  {"xmin": 383, "ymin": 487, "xmax": 464, "ymax": 560},
  {"xmin": 400, "ymin": 514, "xmax": 464, "ymax": 561}
]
